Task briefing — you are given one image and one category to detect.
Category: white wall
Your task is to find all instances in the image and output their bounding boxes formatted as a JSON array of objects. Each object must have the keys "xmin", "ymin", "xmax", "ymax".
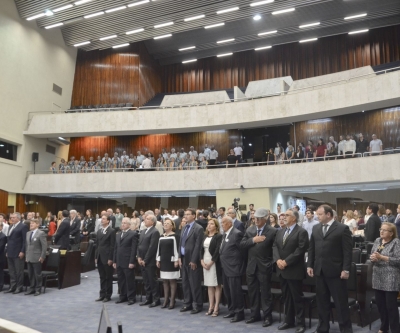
[{"xmin": 0, "ymin": 0, "xmax": 77, "ymax": 193}]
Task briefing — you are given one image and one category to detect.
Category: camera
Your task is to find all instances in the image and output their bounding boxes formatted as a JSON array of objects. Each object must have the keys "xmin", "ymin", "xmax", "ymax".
[{"xmin": 232, "ymin": 197, "xmax": 240, "ymax": 209}]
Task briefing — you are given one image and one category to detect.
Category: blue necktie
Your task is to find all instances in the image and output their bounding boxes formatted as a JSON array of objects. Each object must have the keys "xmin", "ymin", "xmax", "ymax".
[{"xmin": 180, "ymin": 225, "xmax": 190, "ymax": 248}]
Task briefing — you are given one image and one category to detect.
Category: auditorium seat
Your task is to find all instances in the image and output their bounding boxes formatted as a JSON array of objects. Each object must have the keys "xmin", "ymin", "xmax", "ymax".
[
  {"xmin": 352, "ymin": 248, "xmax": 362, "ymax": 264},
  {"xmin": 41, "ymin": 250, "xmax": 61, "ymax": 293},
  {"xmin": 301, "ymin": 269, "xmax": 317, "ymax": 328}
]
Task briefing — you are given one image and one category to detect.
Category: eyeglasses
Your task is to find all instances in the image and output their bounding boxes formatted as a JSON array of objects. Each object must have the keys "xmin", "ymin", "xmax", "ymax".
[
  {"xmin": 379, "ymin": 228, "xmax": 391, "ymax": 232},
  {"xmin": 284, "ymin": 214, "xmax": 292, "ymax": 217}
]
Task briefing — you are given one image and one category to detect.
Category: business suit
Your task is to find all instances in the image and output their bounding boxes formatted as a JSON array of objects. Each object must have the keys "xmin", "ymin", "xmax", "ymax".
[
  {"xmin": 96, "ymin": 226, "xmax": 116, "ymax": 299},
  {"xmin": 241, "ymin": 224, "xmax": 277, "ymax": 321},
  {"xmin": 82, "ymin": 217, "xmax": 95, "ymax": 235},
  {"xmin": 54, "ymin": 218, "xmax": 70, "ymax": 250},
  {"xmin": 220, "ymin": 227, "xmax": 245, "ymax": 318},
  {"xmin": 273, "ymin": 225, "xmax": 309, "ymax": 327},
  {"xmin": 26, "ymin": 229, "xmax": 47, "ymax": 293},
  {"xmin": 364, "ymin": 214, "xmax": 381, "ymax": 242},
  {"xmin": 6, "ymin": 221, "xmax": 28, "ymax": 292},
  {"xmin": 69, "ymin": 217, "xmax": 81, "ymax": 251},
  {"xmin": 308, "ymin": 221, "xmax": 353, "ymax": 333},
  {"xmin": 233, "ymin": 218, "xmax": 245, "ymax": 233},
  {"xmin": 114, "ymin": 230, "xmax": 139, "ymax": 302},
  {"xmin": 0, "ymin": 232, "xmax": 7, "ymax": 290},
  {"xmin": 137, "ymin": 226, "xmax": 160, "ymax": 303}
]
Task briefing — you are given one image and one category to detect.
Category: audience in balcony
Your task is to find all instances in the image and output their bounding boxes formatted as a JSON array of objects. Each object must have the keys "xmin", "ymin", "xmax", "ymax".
[{"xmin": 315, "ymin": 138, "xmax": 327, "ymax": 161}]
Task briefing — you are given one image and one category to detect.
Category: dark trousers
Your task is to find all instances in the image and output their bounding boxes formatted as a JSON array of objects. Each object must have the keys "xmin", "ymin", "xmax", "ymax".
[
  {"xmin": 181, "ymin": 258, "xmax": 203, "ymax": 308},
  {"xmin": 0, "ymin": 260, "xmax": 4, "ymax": 289},
  {"xmin": 117, "ymin": 266, "xmax": 136, "ymax": 301},
  {"xmin": 374, "ymin": 289, "xmax": 400, "ymax": 333},
  {"xmin": 247, "ymin": 268, "xmax": 273, "ymax": 319},
  {"xmin": 315, "ymin": 274, "xmax": 352, "ymax": 333},
  {"xmin": 27, "ymin": 261, "xmax": 42, "ymax": 292},
  {"xmin": 97, "ymin": 258, "xmax": 113, "ymax": 298},
  {"xmin": 7, "ymin": 256, "xmax": 25, "ymax": 291},
  {"xmin": 280, "ymin": 277, "xmax": 305, "ymax": 326},
  {"xmin": 209, "ymin": 159, "xmax": 216, "ymax": 166},
  {"xmin": 222, "ymin": 273, "xmax": 244, "ymax": 315},
  {"xmin": 141, "ymin": 264, "xmax": 159, "ymax": 303}
]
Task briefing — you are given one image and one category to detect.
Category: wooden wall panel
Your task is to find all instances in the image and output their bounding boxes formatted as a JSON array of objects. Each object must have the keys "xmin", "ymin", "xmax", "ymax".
[
  {"xmin": 162, "ymin": 25, "xmax": 400, "ymax": 93},
  {"xmin": 0, "ymin": 190, "xmax": 8, "ymax": 215}
]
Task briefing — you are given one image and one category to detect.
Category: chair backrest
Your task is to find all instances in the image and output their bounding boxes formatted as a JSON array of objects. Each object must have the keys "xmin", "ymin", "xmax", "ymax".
[
  {"xmin": 352, "ymin": 248, "xmax": 361, "ymax": 264},
  {"xmin": 46, "ymin": 251, "xmax": 61, "ymax": 271},
  {"xmin": 366, "ymin": 242, "xmax": 374, "ymax": 256},
  {"xmin": 82, "ymin": 240, "xmax": 95, "ymax": 266},
  {"xmin": 347, "ymin": 262, "xmax": 358, "ymax": 294}
]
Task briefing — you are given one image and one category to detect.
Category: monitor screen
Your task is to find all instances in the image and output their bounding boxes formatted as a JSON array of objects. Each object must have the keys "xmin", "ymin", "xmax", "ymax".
[{"xmin": 98, "ymin": 305, "xmax": 112, "ymax": 333}]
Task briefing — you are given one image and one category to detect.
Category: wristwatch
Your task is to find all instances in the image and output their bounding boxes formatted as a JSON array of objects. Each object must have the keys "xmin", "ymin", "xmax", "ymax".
[{"xmin": 343, "ymin": 270, "xmax": 349, "ymax": 274}]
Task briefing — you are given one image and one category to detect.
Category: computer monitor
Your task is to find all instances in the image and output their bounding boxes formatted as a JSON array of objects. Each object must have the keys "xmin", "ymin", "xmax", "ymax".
[
  {"xmin": 98, "ymin": 304, "xmax": 112, "ymax": 333},
  {"xmin": 117, "ymin": 322, "xmax": 123, "ymax": 333}
]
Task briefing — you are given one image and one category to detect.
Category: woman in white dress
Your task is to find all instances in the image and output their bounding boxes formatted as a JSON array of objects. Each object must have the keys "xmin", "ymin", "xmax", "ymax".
[
  {"xmin": 201, "ymin": 218, "xmax": 223, "ymax": 317},
  {"xmin": 343, "ymin": 210, "xmax": 358, "ymax": 234}
]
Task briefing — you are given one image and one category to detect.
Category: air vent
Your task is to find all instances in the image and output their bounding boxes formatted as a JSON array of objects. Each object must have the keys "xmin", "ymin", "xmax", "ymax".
[
  {"xmin": 46, "ymin": 145, "xmax": 56, "ymax": 155},
  {"xmin": 52, "ymin": 83, "xmax": 62, "ymax": 96}
]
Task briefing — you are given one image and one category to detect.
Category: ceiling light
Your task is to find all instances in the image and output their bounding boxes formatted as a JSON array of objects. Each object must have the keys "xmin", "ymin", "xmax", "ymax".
[
  {"xmin": 53, "ymin": 4, "xmax": 73, "ymax": 12},
  {"xmin": 99, "ymin": 35, "xmax": 117, "ymax": 41},
  {"xmin": 179, "ymin": 46, "xmax": 196, "ymax": 51},
  {"xmin": 84, "ymin": 11, "xmax": 104, "ymax": 19},
  {"xmin": 217, "ymin": 38, "xmax": 235, "ymax": 44},
  {"xmin": 26, "ymin": 13, "xmax": 46, "ymax": 21},
  {"xmin": 184, "ymin": 14, "xmax": 205, "ymax": 22},
  {"xmin": 74, "ymin": 41, "xmax": 90, "ymax": 47},
  {"xmin": 74, "ymin": 0, "xmax": 92, "ymax": 5},
  {"xmin": 299, "ymin": 37, "xmax": 318, "ymax": 43},
  {"xmin": 205, "ymin": 23, "xmax": 224, "ymax": 29},
  {"xmin": 328, "ymin": 189, "xmax": 354, "ymax": 192},
  {"xmin": 253, "ymin": 15, "xmax": 262, "ymax": 20},
  {"xmin": 361, "ymin": 188, "xmax": 386, "ymax": 191},
  {"xmin": 250, "ymin": 0, "xmax": 274, "ymax": 7},
  {"xmin": 217, "ymin": 7, "xmax": 239, "ymax": 14},
  {"xmin": 258, "ymin": 30, "xmax": 277, "ymax": 36},
  {"xmin": 45, "ymin": 23, "xmax": 64, "ymax": 29},
  {"xmin": 105, "ymin": 6, "xmax": 126, "ymax": 13},
  {"xmin": 344, "ymin": 13, "xmax": 367, "ymax": 20},
  {"xmin": 45, "ymin": 10, "xmax": 53, "ymax": 16},
  {"xmin": 153, "ymin": 34, "xmax": 172, "ymax": 39},
  {"xmin": 217, "ymin": 52, "xmax": 233, "ymax": 57},
  {"xmin": 154, "ymin": 22, "xmax": 174, "ymax": 28},
  {"xmin": 127, "ymin": 0, "xmax": 149, "ymax": 7},
  {"xmin": 112, "ymin": 43, "xmax": 129, "ymax": 49},
  {"xmin": 348, "ymin": 29, "xmax": 369, "ymax": 35},
  {"xmin": 126, "ymin": 28, "xmax": 144, "ymax": 35},
  {"xmin": 255, "ymin": 45, "xmax": 272, "ymax": 51},
  {"xmin": 182, "ymin": 59, "xmax": 197, "ymax": 63},
  {"xmin": 299, "ymin": 22, "xmax": 320, "ymax": 28},
  {"xmin": 272, "ymin": 8, "xmax": 295, "ymax": 15}
]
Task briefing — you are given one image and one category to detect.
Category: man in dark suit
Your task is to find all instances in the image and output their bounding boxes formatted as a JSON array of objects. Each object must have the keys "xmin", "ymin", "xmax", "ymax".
[
  {"xmin": 178, "ymin": 208, "xmax": 204, "ymax": 314},
  {"xmin": 114, "ymin": 217, "xmax": 139, "ymax": 305},
  {"xmin": 307, "ymin": 204, "xmax": 353, "ymax": 333},
  {"xmin": 227, "ymin": 208, "xmax": 245, "ymax": 233},
  {"xmin": 137, "ymin": 213, "xmax": 160, "ymax": 307},
  {"xmin": 273, "ymin": 209, "xmax": 309, "ymax": 333},
  {"xmin": 220, "ymin": 216, "xmax": 245, "ymax": 322},
  {"xmin": 54, "ymin": 210, "xmax": 71, "ymax": 250},
  {"xmin": 5, "ymin": 212, "xmax": 28, "ymax": 294},
  {"xmin": 246, "ymin": 204, "xmax": 255, "ymax": 221},
  {"xmin": 69, "ymin": 210, "xmax": 81, "ymax": 251},
  {"xmin": 95, "ymin": 214, "xmax": 116, "ymax": 302},
  {"xmin": 107, "ymin": 208, "xmax": 116, "ymax": 229},
  {"xmin": 241, "ymin": 208, "xmax": 277, "ymax": 327},
  {"xmin": 364, "ymin": 203, "xmax": 381, "ymax": 242},
  {"xmin": 0, "ymin": 222, "xmax": 7, "ymax": 291}
]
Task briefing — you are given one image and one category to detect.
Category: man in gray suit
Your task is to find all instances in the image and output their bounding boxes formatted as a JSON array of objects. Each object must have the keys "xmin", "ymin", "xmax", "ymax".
[{"xmin": 25, "ymin": 219, "xmax": 47, "ymax": 296}]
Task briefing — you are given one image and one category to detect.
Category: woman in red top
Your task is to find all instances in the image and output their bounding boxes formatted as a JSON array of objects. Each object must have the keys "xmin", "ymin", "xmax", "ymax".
[
  {"xmin": 48, "ymin": 215, "xmax": 57, "ymax": 236},
  {"xmin": 315, "ymin": 138, "xmax": 327, "ymax": 161}
]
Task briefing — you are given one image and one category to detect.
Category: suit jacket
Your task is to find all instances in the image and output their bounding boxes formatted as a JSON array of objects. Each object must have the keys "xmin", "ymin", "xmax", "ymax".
[
  {"xmin": 307, "ymin": 221, "xmax": 352, "ymax": 278},
  {"xmin": 241, "ymin": 224, "xmax": 277, "ymax": 275},
  {"xmin": 54, "ymin": 218, "xmax": 71, "ymax": 250},
  {"xmin": 83, "ymin": 217, "xmax": 96, "ymax": 234},
  {"xmin": 69, "ymin": 217, "xmax": 81, "ymax": 244},
  {"xmin": 365, "ymin": 214, "xmax": 381, "ymax": 242},
  {"xmin": 137, "ymin": 227, "xmax": 159, "ymax": 266},
  {"xmin": 233, "ymin": 218, "xmax": 245, "ymax": 233},
  {"xmin": 273, "ymin": 225, "xmax": 309, "ymax": 280},
  {"xmin": 6, "ymin": 222, "xmax": 28, "ymax": 258},
  {"xmin": 26, "ymin": 229, "xmax": 47, "ymax": 262},
  {"xmin": 0, "ymin": 232, "xmax": 7, "ymax": 263},
  {"xmin": 95, "ymin": 227, "xmax": 116, "ymax": 264},
  {"xmin": 196, "ymin": 219, "xmax": 208, "ymax": 231},
  {"xmin": 178, "ymin": 221, "xmax": 204, "ymax": 264},
  {"xmin": 220, "ymin": 227, "xmax": 245, "ymax": 277},
  {"xmin": 114, "ymin": 230, "xmax": 139, "ymax": 268}
]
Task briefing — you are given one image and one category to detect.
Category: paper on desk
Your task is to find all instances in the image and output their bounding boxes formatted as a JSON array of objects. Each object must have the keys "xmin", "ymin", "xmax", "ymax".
[{"xmin": 52, "ymin": 249, "xmax": 59, "ymax": 253}]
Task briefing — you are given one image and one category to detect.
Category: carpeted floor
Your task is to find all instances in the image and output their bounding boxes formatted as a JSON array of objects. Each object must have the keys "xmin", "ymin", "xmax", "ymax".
[{"xmin": 0, "ymin": 270, "xmax": 381, "ymax": 333}]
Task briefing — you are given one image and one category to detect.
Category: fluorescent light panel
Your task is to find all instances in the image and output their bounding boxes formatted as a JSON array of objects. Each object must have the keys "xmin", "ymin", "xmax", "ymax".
[
  {"xmin": 348, "ymin": 29, "xmax": 369, "ymax": 34},
  {"xmin": 272, "ymin": 8, "xmax": 295, "ymax": 15},
  {"xmin": 258, "ymin": 30, "xmax": 277, "ymax": 36},
  {"xmin": 217, "ymin": 38, "xmax": 235, "ymax": 44},
  {"xmin": 127, "ymin": 0, "xmax": 149, "ymax": 7},
  {"xmin": 113, "ymin": 43, "xmax": 129, "ymax": 49},
  {"xmin": 217, "ymin": 52, "xmax": 233, "ymax": 57},
  {"xmin": 99, "ymin": 35, "xmax": 117, "ymax": 41},
  {"xmin": 205, "ymin": 22, "xmax": 224, "ymax": 29},
  {"xmin": 217, "ymin": 7, "xmax": 239, "ymax": 14},
  {"xmin": 26, "ymin": 13, "xmax": 46, "ymax": 21},
  {"xmin": 179, "ymin": 46, "xmax": 196, "ymax": 51},
  {"xmin": 250, "ymin": 0, "xmax": 274, "ymax": 7},
  {"xmin": 153, "ymin": 34, "xmax": 172, "ymax": 39},
  {"xmin": 154, "ymin": 22, "xmax": 173, "ymax": 28},
  {"xmin": 105, "ymin": 6, "xmax": 126, "ymax": 13},
  {"xmin": 126, "ymin": 28, "xmax": 144, "ymax": 35},
  {"xmin": 255, "ymin": 45, "xmax": 271, "ymax": 51},
  {"xmin": 299, "ymin": 22, "xmax": 320, "ymax": 28},
  {"xmin": 299, "ymin": 37, "xmax": 318, "ymax": 43},
  {"xmin": 84, "ymin": 11, "xmax": 104, "ymax": 18},
  {"xmin": 53, "ymin": 4, "xmax": 73, "ymax": 12},
  {"xmin": 74, "ymin": 41, "xmax": 90, "ymax": 47},
  {"xmin": 182, "ymin": 59, "xmax": 197, "ymax": 63},
  {"xmin": 253, "ymin": 15, "xmax": 262, "ymax": 20},
  {"xmin": 344, "ymin": 13, "xmax": 367, "ymax": 20},
  {"xmin": 184, "ymin": 14, "xmax": 205, "ymax": 22},
  {"xmin": 45, "ymin": 23, "xmax": 64, "ymax": 29},
  {"xmin": 74, "ymin": 0, "xmax": 92, "ymax": 5}
]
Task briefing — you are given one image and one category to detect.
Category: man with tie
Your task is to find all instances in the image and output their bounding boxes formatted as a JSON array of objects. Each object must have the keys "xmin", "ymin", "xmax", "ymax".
[
  {"xmin": 307, "ymin": 204, "xmax": 353, "ymax": 333},
  {"xmin": 178, "ymin": 208, "xmax": 204, "ymax": 314},
  {"xmin": 273, "ymin": 209, "xmax": 309, "ymax": 333},
  {"xmin": 227, "ymin": 208, "xmax": 245, "ymax": 233},
  {"xmin": 393, "ymin": 204, "xmax": 400, "ymax": 238},
  {"xmin": 0, "ymin": 222, "xmax": 7, "ymax": 291},
  {"xmin": 54, "ymin": 210, "xmax": 71, "ymax": 250},
  {"xmin": 220, "ymin": 216, "xmax": 246, "ymax": 322},
  {"xmin": 95, "ymin": 214, "xmax": 116, "ymax": 302},
  {"xmin": 25, "ymin": 219, "xmax": 47, "ymax": 296},
  {"xmin": 4, "ymin": 212, "xmax": 28, "ymax": 294},
  {"xmin": 69, "ymin": 210, "xmax": 81, "ymax": 251},
  {"xmin": 113, "ymin": 217, "xmax": 139, "ymax": 305},
  {"xmin": 241, "ymin": 208, "xmax": 277, "ymax": 327},
  {"xmin": 137, "ymin": 213, "xmax": 160, "ymax": 307}
]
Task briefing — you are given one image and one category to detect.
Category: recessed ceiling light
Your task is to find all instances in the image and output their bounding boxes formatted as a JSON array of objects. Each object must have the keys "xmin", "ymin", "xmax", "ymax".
[
  {"xmin": 299, "ymin": 22, "xmax": 320, "ymax": 28},
  {"xmin": 105, "ymin": 6, "xmax": 126, "ymax": 13},
  {"xmin": 74, "ymin": 0, "xmax": 92, "ymax": 5},
  {"xmin": 112, "ymin": 43, "xmax": 129, "ymax": 49},
  {"xmin": 179, "ymin": 46, "xmax": 196, "ymax": 51},
  {"xmin": 250, "ymin": 0, "xmax": 274, "ymax": 7},
  {"xmin": 45, "ymin": 23, "xmax": 64, "ymax": 29},
  {"xmin": 99, "ymin": 35, "xmax": 117, "ymax": 41},
  {"xmin": 26, "ymin": 13, "xmax": 46, "ymax": 21},
  {"xmin": 299, "ymin": 37, "xmax": 318, "ymax": 43},
  {"xmin": 127, "ymin": 0, "xmax": 149, "ymax": 7},
  {"xmin": 154, "ymin": 22, "xmax": 174, "ymax": 28},
  {"xmin": 253, "ymin": 15, "xmax": 262, "ymax": 20},
  {"xmin": 84, "ymin": 11, "xmax": 104, "ymax": 19},
  {"xmin": 258, "ymin": 30, "xmax": 277, "ymax": 36},
  {"xmin": 216, "ymin": 7, "xmax": 239, "ymax": 14},
  {"xmin": 74, "ymin": 41, "xmax": 90, "ymax": 47},
  {"xmin": 255, "ymin": 45, "xmax": 272, "ymax": 51},
  {"xmin": 348, "ymin": 29, "xmax": 369, "ymax": 34},
  {"xmin": 272, "ymin": 8, "xmax": 295, "ymax": 15},
  {"xmin": 217, "ymin": 52, "xmax": 233, "ymax": 57},
  {"xmin": 126, "ymin": 28, "xmax": 144, "ymax": 35},
  {"xmin": 344, "ymin": 13, "xmax": 367, "ymax": 20},
  {"xmin": 182, "ymin": 59, "xmax": 197, "ymax": 63},
  {"xmin": 53, "ymin": 4, "xmax": 73, "ymax": 12},
  {"xmin": 184, "ymin": 14, "xmax": 205, "ymax": 22},
  {"xmin": 217, "ymin": 38, "xmax": 235, "ymax": 44},
  {"xmin": 154, "ymin": 34, "xmax": 172, "ymax": 39},
  {"xmin": 205, "ymin": 23, "xmax": 225, "ymax": 29}
]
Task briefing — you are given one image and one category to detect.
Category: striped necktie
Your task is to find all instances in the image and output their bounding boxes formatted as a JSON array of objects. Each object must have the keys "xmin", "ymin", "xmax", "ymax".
[{"xmin": 283, "ymin": 228, "xmax": 289, "ymax": 245}]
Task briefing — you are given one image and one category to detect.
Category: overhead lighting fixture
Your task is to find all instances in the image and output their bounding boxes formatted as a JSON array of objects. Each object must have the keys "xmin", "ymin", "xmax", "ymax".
[
  {"xmin": 84, "ymin": 11, "xmax": 104, "ymax": 19},
  {"xmin": 255, "ymin": 45, "xmax": 272, "ymax": 51},
  {"xmin": 361, "ymin": 188, "xmax": 386, "ymax": 191},
  {"xmin": 0, "ymin": 145, "xmax": 4, "ymax": 147},
  {"xmin": 127, "ymin": 0, "xmax": 149, "ymax": 7},
  {"xmin": 253, "ymin": 15, "xmax": 262, "ymax": 20},
  {"xmin": 179, "ymin": 46, "xmax": 196, "ymax": 51},
  {"xmin": 153, "ymin": 34, "xmax": 172, "ymax": 39},
  {"xmin": 154, "ymin": 22, "xmax": 174, "ymax": 28},
  {"xmin": 205, "ymin": 22, "xmax": 224, "ymax": 29},
  {"xmin": 216, "ymin": 7, "xmax": 239, "ymax": 14},
  {"xmin": 45, "ymin": 10, "xmax": 53, "ymax": 16},
  {"xmin": 112, "ymin": 43, "xmax": 129, "ymax": 49},
  {"xmin": 45, "ymin": 23, "xmax": 64, "ymax": 29},
  {"xmin": 217, "ymin": 38, "xmax": 235, "ymax": 44},
  {"xmin": 182, "ymin": 59, "xmax": 197, "ymax": 63},
  {"xmin": 258, "ymin": 30, "xmax": 277, "ymax": 36},
  {"xmin": 58, "ymin": 137, "xmax": 65, "ymax": 140},
  {"xmin": 250, "ymin": 0, "xmax": 274, "ymax": 7},
  {"xmin": 344, "ymin": 13, "xmax": 367, "ymax": 20},
  {"xmin": 348, "ymin": 29, "xmax": 369, "ymax": 35},
  {"xmin": 126, "ymin": 28, "xmax": 144, "ymax": 35},
  {"xmin": 26, "ymin": 13, "xmax": 46, "ymax": 21},
  {"xmin": 184, "ymin": 14, "xmax": 205, "ymax": 22},
  {"xmin": 299, "ymin": 22, "xmax": 320, "ymax": 28},
  {"xmin": 272, "ymin": 8, "xmax": 295, "ymax": 15},
  {"xmin": 299, "ymin": 37, "xmax": 318, "ymax": 43},
  {"xmin": 74, "ymin": 41, "xmax": 90, "ymax": 47},
  {"xmin": 328, "ymin": 189, "xmax": 354, "ymax": 193},
  {"xmin": 217, "ymin": 52, "xmax": 233, "ymax": 57},
  {"xmin": 99, "ymin": 35, "xmax": 117, "ymax": 41},
  {"xmin": 105, "ymin": 6, "xmax": 127, "ymax": 13},
  {"xmin": 74, "ymin": 0, "xmax": 92, "ymax": 5},
  {"xmin": 53, "ymin": 4, "xmax": 73, "ymax": 12}
]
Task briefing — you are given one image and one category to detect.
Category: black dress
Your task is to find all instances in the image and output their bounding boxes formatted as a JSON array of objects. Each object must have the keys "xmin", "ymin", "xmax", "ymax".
[
  {"xmin": 227, "ymin": 154, "xmax": 237, "ymax": 167},
  {"xmin": 156, "ymin": 234, "xmax": 180, "ymax": 279}
]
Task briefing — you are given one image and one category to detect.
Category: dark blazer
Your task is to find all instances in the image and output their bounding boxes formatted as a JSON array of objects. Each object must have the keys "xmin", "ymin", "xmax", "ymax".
[
  {"xmin": 95, "ymin": 227, "xmax": 116, "ymax": 264},
  {"xmin": 241, "ymin": 224, "xmax": 277, "ymax": 275},
  {"xmin": 220, "ymin": 227, "xmax": 245, "ymax": 277},
  {"xmin": 114, "ymin": 230, "xmax": 139, "ymax": 268},
  {"xmin": 196, "ymin": 219, "xmax": 208, "ymax": 231},
  {"xmin": 69, "ymin": 217, "xmax": 81, "ymax": 244},
  {"xmin": 233, "ymin": 218, "xmax": 245, "ymax": 233},
  {"xmin": 178, "ymin": 221, "xmax": 204, "ymax": 264},
  {"xmin": 6, "ymin": 222, "xmax": 28, "ymax": 258},
  {"xmin": 364, "ymin": 214, "xmax": 381, "ymax": 242},
  {"xmin": 174, "ymin": 217, "xmax": 182, "ymax": 231},
  {"xmin": 137, "ymin": 227, "xmax": 159, "ymax": 265},
  {"xmin": 307, "ymin": 221, "xmax": 352, "ymax": 278},
  {"xmin": 83, "ymin": 217, "xmax": 96, "ymax": 234},
  {"xmin": 54, "ymin": 218, "xmax": 71, "ymax": 250},
  {"xmin": 273, "ymin": 225, "xmax": 309, "ymax": 280},
  {"xmin": 110, "ymin": 215, "xmax": 116, "ymax": 229},
  {"xmin": 0, "ymin": 232, "xmax": 7, "ymax": 263},
  {"xmin": 201, "ymin": 234, "xmax": 223, "ymax": 284}
]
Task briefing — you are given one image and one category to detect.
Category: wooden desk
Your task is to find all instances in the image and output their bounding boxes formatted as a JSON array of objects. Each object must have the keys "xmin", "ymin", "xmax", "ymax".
[{"xmin": 46, "ymin": 250, "xmax": 81, "ymax": 289}]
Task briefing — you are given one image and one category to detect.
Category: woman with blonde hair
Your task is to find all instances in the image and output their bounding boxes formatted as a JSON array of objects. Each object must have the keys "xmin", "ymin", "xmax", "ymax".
[
  {"xmin": 343, "ymin": 210, "xmax": 357, "ymax": 234},
  {"xmin": 56, "ymin": 211, "xmax": 63, "ymax": 228}
]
